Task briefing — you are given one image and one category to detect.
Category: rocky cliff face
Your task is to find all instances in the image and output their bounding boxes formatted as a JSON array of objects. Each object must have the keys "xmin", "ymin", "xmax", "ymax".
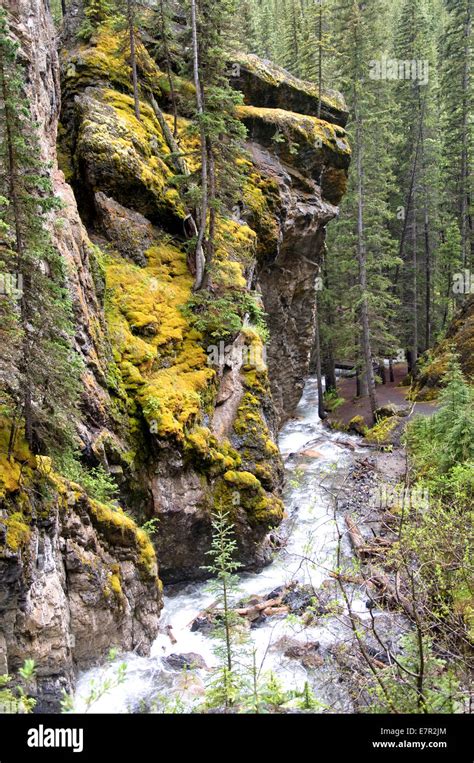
[
  {"xmin": 232, "ymin": 55, "xmax": 350, "ymax": 422},
  {"xmin": 415, "ymin": 296, "xmax": 474, "ymax": 398},
  {"xmin": 0, "ymin": 0, "xmax": 349, "ymax": 706},
  {"xmin": 0, "ymin": 451, "xmax": 161, "ymax": 712},
  {"xmin": 0, "ymin": 0, "xmax": 162, "ymax": 710}
]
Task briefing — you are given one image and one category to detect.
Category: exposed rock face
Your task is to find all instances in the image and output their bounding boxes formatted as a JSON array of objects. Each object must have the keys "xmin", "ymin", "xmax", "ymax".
[
  {"xmin": 234, "ymin": 70, "xmax": 350, "ymax": 424},
  {"xmin": 248, "ymin": 143, "xmax": 345, "ymax": 422},
  {"xmin": 0, "ymin": 456, "xmax": 161, "ymax": 712},
  {"xmin": 0, "ymin": 0, "xmax": 350, "ymax": 704},
  {"xmin": 232, "ymin": 53, "xmax": 349, "ymax": 127},
  {"xmin": 415, "ymin": 295, "xmax": 474, "ymax": 398},
  {"xmin": 0, "ymin": 0, "xmax": 162, "ymax": 707}
]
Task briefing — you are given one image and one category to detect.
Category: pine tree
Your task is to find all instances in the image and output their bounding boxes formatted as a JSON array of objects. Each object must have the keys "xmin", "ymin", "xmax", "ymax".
[
  {"xmin": 0, "ymin": 8, "xmax": 81, "ymax": 455},
  {"xmin": 440, "ymin": 0, "xmax": 473, "ymax": 271},
  {"xmin": 187, "ymin": 0, "xmax": 247, "ymax": 290},
  {"xmin": 203, "ymin": 511, "xmax": 245, "ymax": 710}
]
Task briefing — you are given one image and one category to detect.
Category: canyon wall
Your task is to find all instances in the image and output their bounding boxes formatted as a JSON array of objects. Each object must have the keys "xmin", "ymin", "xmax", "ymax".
[{"xmin": 0, "ymin": 0, "xmax": 349, "ymax": 707}]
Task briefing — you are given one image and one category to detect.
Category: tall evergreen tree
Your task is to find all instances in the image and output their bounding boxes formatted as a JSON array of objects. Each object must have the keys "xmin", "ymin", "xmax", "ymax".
[
  {"xmin": 0, "ymin": 8, "xmax": 81, "ymax": 455},
  {"xmin": 187, "ymin": 0, "xmax": 247, "ymax": 289},
  {"xmin": 440, "ymin": 0, "xmax": 473, "ymax": 271}
]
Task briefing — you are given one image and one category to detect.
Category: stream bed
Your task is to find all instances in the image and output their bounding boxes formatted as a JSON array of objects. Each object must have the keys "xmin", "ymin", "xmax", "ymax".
[{"xmin": 74, "ymin": 377, "xmax": 407, "ymax": 713}]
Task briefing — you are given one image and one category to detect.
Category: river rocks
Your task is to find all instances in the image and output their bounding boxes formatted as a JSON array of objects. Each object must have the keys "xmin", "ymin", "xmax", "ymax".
[
  {"xmin": 190, "ymin": 615, "xmax": 215, "ymax": 635},
  {"xmin": 162, "ymin": 653, "xmax": 207, "ymax": 671},
  {"xmin": 282, "ymin": 584, "xmax": 315, "ymax": 615},
  {"xmin": 284, "ymin": 642, "xmax": 324, "ymax": 669},
  {"xmin": 271, "ymin": 636, "xmax": 324, "ymax": 669}
]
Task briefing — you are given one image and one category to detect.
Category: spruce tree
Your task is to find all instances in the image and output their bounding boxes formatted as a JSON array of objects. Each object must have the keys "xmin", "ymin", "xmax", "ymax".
[
  {"xmin": 0, "ymin": 8, "xmax": 81, "ymax": 455},
  {"xmin": 440, "ymin": 0, "xmax": 473, "ymax": 271},
  {"xmin": 203, "ymin": 511, "xmax": 245, "ymax": 710},
  {"xmin": 187, "ymin": 0, "xmax": 247, "ymax": 290}
]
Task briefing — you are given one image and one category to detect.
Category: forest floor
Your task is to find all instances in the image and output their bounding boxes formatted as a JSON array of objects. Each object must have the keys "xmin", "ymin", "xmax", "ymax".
[{"xmin": 327, "ymin": 362, "xmax": 439, "ymax": 428}]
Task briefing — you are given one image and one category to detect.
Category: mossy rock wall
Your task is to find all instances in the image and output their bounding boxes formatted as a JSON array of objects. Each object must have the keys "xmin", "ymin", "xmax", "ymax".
[
  {"xmin": 0, "ymin": 439, "xmax": 162, "ymax": 711},
  {"xmin": 231, "ymin": 53, "xmax": 348, "ymax": 127},
  {"xmin": 415, "ymin": 296, "xmax": 474, "ymax": 398}
]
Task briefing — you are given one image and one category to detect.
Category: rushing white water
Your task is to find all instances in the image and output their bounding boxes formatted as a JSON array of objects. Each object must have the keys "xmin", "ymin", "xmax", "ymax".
[{"xmin": 74, "ymin": 378, "xmax": 381, "ymax": 713}]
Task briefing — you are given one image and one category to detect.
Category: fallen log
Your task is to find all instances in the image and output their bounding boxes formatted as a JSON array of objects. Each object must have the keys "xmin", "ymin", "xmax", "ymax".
[
  {"xmin": 345, "ymin": 515, "xmax": 392, "ymax": 559},
  {"xmin": 329, "ymin": 571, "xmax": 364, "ymax": 585},
  {"xmin": 345, "ymin": 514, "xmax": 368, "ymax": 557},
  {"xmin": 366, "ymin": 567, "xmax": 415, "ymax": 619},
  {"xmin": 235, "ymin": 596, "xmax": 283, "ymax": 618}
]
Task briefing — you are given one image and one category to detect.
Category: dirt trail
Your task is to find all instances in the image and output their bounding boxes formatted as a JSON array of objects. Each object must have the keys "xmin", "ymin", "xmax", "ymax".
[{"xmin": 327, "ymin": 363, "xmax": 438, "ymax": 427}]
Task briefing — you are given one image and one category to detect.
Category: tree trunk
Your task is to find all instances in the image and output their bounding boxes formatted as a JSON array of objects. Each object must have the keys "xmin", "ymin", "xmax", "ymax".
[
  {"xmin": 149, "ymin": 94, "xmax": 188, "ymax": 176},
  {"xmin": 423, "ymin": 204, "xmax": 431, "ymax": 352},
  {"xmin": 159, "ymin": 0, "xmax": 178, "ymax": 137},
  {"xmin": 127, "ymin": 0, "xmax": 141, "ymax": 121},
  {"xmin": 353, "ymin": 77, "xmax": 377, "ymax": 422},
  {"xmin": 191, "ymin": 0, "xmax": 207, "ymax": 290},
  {"xmin": 460, "ymin": 0, "xmax": 471, "ymax": 268},
  {"xmin": 411, "ymin": 193, "xmax": 418, "ymax": 376},
  {"xmin": 316, "ymin": 2, "xmax": 323, "ymax": 119},
  {"xmin": 314, "ymin": 291, "xmax": 327, "ymax": 421}
]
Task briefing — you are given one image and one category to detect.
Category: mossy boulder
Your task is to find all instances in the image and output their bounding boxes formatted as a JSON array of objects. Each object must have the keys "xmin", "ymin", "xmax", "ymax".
[
  {"xmin": 231, "ymin": 52, "xmax": 348, "ymax": 127},
  {"xmin": 73, "ymin": 88, "xmax": 184, "ymax": 230},
  {"xmin": 348, "ymin": 415, "xmax": 368, "ymax": 436},
  {"xmin": 364, "ymin": 416, "xmax": 401, "ymax": 447},
  {"xmin": 237, "ymin": 105, "xmax": 350, "ymax": 205}
]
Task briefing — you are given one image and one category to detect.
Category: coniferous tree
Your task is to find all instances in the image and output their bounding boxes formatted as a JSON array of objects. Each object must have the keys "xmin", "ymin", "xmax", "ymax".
[
  {"xmin": 0, "ymin": 8, "xmax": 81, "ymax": 455},
  {"xmin": 440, "ymin": 0, "xmax": 473, "ymax": 271},
  {"xmin": 204, "ymin": 511, "xmax": 245, "ymax": 709},
  {"xmin": 187, "ymin": 0, "xmax": 247, "ymax": 290}
]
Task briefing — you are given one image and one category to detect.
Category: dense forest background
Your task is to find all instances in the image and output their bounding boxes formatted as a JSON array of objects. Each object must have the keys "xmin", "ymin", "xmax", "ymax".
[{"xmin": 239, "ymin": 0, "xmax": 472, "ymax": 416}]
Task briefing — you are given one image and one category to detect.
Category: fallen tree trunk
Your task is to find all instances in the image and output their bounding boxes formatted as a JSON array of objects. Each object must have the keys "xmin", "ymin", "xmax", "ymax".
[
  {"xmin": 345, "ymin": 515, "xmax": 392, "ymax": 559},
  {"xmin": 366, "ymin": 567, "xmax": 415, "ymax": 619}
]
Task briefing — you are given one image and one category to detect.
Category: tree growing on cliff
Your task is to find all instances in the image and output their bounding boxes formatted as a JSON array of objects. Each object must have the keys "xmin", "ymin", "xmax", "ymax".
[
  {"xmin": 0, "ymin": 8, "xmax": 81, "ymax": 455},
  {"xmin": 187, "ymin": 0, "xmax": 247, "ymax": 290}
]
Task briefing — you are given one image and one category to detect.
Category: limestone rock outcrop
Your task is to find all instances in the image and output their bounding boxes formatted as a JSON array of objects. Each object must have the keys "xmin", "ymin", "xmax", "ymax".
[{"xmin": 0, "ymin": 0, "xmax": 350, "ymax": 706}]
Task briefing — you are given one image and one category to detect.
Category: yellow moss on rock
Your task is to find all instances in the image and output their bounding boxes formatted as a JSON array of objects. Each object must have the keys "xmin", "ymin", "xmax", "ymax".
[
  {"xmin": 223, "ymin": 470, "xmax": 261, "ymax": 490},
  {"xmin": 1, "ymin": 512, "xmax": 31, "ymax": 552},
  {"xmin": 364, "ymin": 416, "xmax": 400, "ymax": 446},
  {"xmin": 237, "ymin": 105, "xmax": 351, "ymax": 159},
  {"xmin": 0, "ymin": 419, "xmax": 35, "ymax": 499},
  {"xmin": 75, "ymin": 87, "xmax": 185, "ymax": 225},
  {"xmin": 88, "ymin": 498, "xmax": 157, "ymax": 577},
  {"xmin": 104, "ymin": 243, "xmax": 215, "ymax": 442}
]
